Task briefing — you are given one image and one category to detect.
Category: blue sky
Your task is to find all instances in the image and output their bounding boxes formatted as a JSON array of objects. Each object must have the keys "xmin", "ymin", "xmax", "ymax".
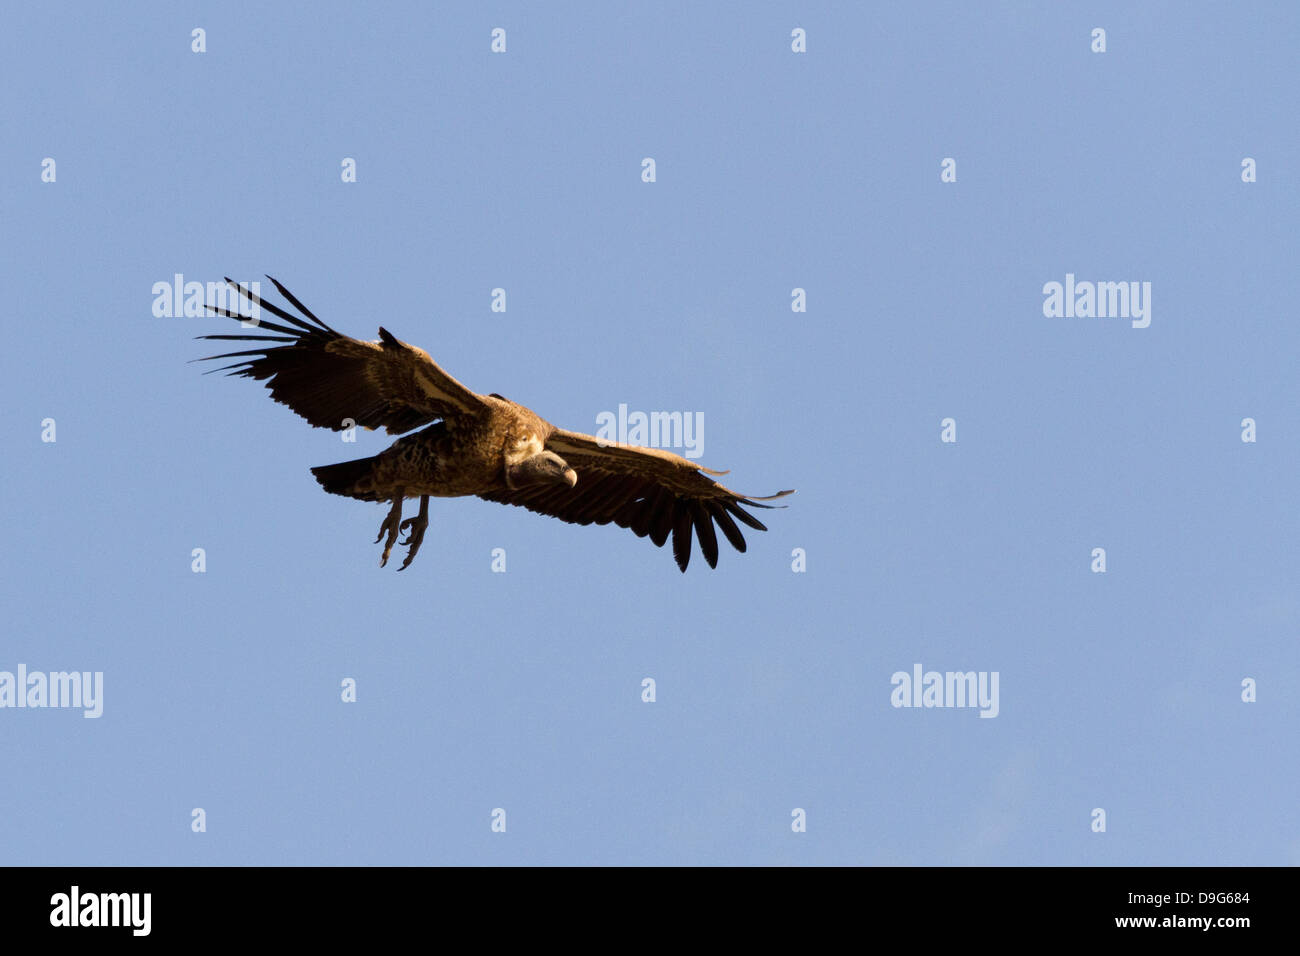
[{"xmin": 2, "ymin": 2, "xmax": 1297, "ymax": 865}]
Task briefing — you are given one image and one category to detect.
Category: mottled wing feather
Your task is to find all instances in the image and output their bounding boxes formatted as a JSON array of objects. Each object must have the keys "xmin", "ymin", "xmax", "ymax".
[
  {"xmin": 477, "ymin": 427, "xmax": 793, "ymax": 571},
  {"xmin": 196, "ymin": 277, "xmax": 486, "ymax": 433}
]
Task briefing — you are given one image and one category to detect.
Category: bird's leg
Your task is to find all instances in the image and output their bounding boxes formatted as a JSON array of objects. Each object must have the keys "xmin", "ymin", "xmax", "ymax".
[
  {"xmin": 375, "ymin": 492, "xmax": 405, "ymax": 568},
  {"xmin": 397, "ymin": 495, "xmax": 430, "ymax": 571}
]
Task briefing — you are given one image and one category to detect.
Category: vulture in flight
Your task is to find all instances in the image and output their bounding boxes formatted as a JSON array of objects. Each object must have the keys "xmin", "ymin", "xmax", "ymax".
[{"xmin": 197, "ymin": 278, "xmax": 793, "ymax": 571}]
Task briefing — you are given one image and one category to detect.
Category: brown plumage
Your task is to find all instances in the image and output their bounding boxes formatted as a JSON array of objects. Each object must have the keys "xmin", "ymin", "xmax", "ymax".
[{"xmin": 197, "ymin": 277, "xmax": 793, "ymax": 571}]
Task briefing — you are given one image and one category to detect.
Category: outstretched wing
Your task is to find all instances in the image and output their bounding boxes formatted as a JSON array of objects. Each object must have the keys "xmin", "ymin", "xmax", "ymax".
[
  {"xmin": 477, "ymin": 427, "xmax": 794, "ymax": 572},
  {"xmin": 196, "ymin": 276, "xmax": 487, "ymax": 433}
]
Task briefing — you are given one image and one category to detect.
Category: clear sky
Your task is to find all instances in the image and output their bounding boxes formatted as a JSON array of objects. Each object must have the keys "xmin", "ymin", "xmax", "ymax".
[{"xmin": 2, "ymin": 2, "xmax": 1296, "ymax": 865}]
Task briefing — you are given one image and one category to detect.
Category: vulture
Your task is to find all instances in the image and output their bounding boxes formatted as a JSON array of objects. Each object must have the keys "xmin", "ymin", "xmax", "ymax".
[{"xmin": 197, "ymin": 278, "xmax": 793, "ymax": 571}]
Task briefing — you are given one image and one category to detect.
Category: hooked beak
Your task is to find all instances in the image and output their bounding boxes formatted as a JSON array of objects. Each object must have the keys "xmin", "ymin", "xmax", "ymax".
[{"xmin": 563, "ymin": 468, "xmax": 578, "ymax": 488}]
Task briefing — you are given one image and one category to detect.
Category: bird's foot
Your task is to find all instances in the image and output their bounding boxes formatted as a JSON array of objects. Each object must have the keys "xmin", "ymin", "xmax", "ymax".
[
  {"xmin": 375, "ymin": 497, "xmax": 404, "ymax": 568},
  {"xmin": 396, "ymin": 497, "xmax": 430, "ymax": 571}
]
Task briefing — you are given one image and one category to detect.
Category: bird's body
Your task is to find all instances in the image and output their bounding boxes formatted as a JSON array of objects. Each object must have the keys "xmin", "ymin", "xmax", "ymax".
[
  {"xmin": 318, "ymin": 400, "xmax": 550, "ymax": 502},
  {"xmin": 198, "ymin": 278, "xmax": 792, "ymax": 571}
]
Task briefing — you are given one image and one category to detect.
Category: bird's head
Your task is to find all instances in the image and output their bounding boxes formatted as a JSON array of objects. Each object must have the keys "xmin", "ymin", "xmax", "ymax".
[{"xmin": 505, "ymin": 450, "xmax": 578, "ymax": 490}]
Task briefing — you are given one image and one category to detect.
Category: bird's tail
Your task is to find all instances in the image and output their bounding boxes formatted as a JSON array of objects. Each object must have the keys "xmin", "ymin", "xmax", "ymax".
[{"xmin": 311, "ymin": 456, "xmax": 385, "ymax": 501}]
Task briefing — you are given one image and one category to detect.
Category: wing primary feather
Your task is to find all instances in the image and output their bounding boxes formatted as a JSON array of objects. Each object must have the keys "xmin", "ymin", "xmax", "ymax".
[
  {"xmin": 724, "ymin": 500, "xmax": 769, "ymax": 532},
  {"xmin": 199, "ymin": 362, "xmax": 257, "ymax": 376},
  {"xmin": 201, "ymin": 307, "xmax": 306, "ymax": 339},
  {"xmin": 648, "ymin": 489, "xmax": 675, "ymax": 547},
  {"xmin": 708, "ymin": 501, "xmax": 747, "ymax": 553},
  {"xmin": 196, "ymin": 335, "xmax": 298, "ymax": 344},
  {"xmin": 265, "ymin": 275, "xmax": 339, "ymax": 333},
  {"xmin": 671, "ymin": 505, "xmax": 693, "ymax": 572},
  {"xmin": 738, "ymin": 489, "xmax": 796, "ymax": 503},
  {"xmin": 221, "ymin": 278, "xmax": 322, "ymax": 334},
  {"xmin": 689, "ymin": 500, "xmax": 719, "ymax": 569}
]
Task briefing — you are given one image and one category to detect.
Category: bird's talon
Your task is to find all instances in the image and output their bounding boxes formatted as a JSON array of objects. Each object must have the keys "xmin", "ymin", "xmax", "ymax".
[
  {"xmin": 375, "ymin": 496, "xmax": 404, "ymax": 568},
  {"xmin": 395, "ymin": 504, "xmax": 429, "ymax": 570}
]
